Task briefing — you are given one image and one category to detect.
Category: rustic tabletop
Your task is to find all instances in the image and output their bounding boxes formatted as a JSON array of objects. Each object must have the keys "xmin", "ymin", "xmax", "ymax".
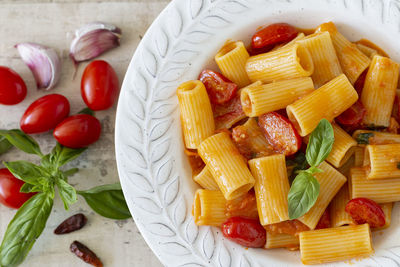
[{"xmin": 0, "ymin": 0, "xmax": 169, "ymax": 266}]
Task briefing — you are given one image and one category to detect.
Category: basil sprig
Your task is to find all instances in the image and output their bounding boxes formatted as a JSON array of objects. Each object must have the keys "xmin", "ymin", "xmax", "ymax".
[
  {"xmin": 0, "ymin": 129, "xmax": 131, "ymax": 266},
  {"xmin": 78, "ymin": 183, "xmax": 131, "ymax": 220},
  {"xmin": 0, "ymin": 136, "xmax": 12, "ymax": 156},
  {"xmin": 288, "ymin": 119, "xmax": 334, "ymax": 219}
]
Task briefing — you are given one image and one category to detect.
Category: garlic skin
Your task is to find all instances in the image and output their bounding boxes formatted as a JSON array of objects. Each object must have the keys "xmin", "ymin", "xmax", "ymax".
[
  {"xmin": 15, "ymin": 43, "xmax": 61, "ymax": 90},
  {"xmin": 70, "ymin": 22, "xmax": 122, "ymax": 63}
]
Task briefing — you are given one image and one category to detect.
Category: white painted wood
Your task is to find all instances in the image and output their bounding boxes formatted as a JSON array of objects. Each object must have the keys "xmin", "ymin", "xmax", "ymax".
[{"xmin": 0, "ymin": 1, "xmax": 168, "ymax": 266}]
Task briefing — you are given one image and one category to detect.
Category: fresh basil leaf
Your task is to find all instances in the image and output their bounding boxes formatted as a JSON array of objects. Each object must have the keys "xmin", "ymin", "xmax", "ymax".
[
  {"xmin": 306, "ymin": 119, "xmax": 334, "ymax": 167},
  {"xmin": 288, "ymin": 172, "xmax": 320, "ymax": 220},
  {"xmin": 0, "ymin": 192, "xmax": 53, "ymax": 267},
  {"xmin": 78, "ymin": 107, "xmax": 94, "ymax": 116},
  {"xmin": 3, "ymin": 161, "xmax": 49, "ymax": 185},
  {"xmin": 355, "ymin": 132, "xmax": 374, "ymax": 144},
  {"xmin": 286, "ymin": 152, "xmax": 308, "ymax": 183},
  {"xmin": 0, "ymin": 129, "xmax": 42, "ymax": 157},
  {"xmin": 78, "ymin": 183, "xmax": 131, "ymax": 220},
  {"xmin": 50, "ymin": 143, "xmax": 86, "ymax": 168},
  {"xmin": 56, "ymin": 179, "xmax": 77, "ymax": 210},
  {"xmin": 0, "ymin": 136, "xmax": 12, "ymax": 155},
  {"xmin": 20, "ymin": 183, "xmax": 43, "ymax": 194},
  {"xmin": 63, "ymin": 168, "xmax": 79, "ymax": 177}
]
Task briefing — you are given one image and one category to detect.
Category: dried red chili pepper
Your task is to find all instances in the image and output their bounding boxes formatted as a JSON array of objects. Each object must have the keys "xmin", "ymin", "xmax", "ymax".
[
  {"xmin": 70, "ymin": 241, "xmax": 103, "ymax": 267},
  {"xmin": 54, "ymin": 213, "xmax": 87, "ymax": 235}
]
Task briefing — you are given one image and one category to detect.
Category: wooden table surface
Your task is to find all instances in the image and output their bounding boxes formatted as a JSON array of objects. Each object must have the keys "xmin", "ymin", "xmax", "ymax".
[{"xmin": 0, "ymin": 1, "xmax": 169, "ymax": 266}]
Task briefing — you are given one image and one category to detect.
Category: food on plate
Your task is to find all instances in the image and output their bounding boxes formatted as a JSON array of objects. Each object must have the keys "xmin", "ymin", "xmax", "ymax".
[{"xmin": 178, "ymin": 21, "xmax": 400, "ymax": 264}]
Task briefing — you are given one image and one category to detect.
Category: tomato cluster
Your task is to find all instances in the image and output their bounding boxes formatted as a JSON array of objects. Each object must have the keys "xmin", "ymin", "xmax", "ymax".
[{"xmin": 0, "ymin": 60, "xmax": 119, "ymax": 209}]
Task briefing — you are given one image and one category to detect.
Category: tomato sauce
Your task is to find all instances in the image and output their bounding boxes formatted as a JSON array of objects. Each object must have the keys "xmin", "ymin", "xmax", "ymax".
[{"xmin": 264, "ymin": 219, "xmax": 310, "ymax": 236}]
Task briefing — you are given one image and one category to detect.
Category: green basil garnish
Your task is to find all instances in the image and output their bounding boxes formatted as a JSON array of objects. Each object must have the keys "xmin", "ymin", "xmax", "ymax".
[{"xmin": 355, "ymin": 132, "xmax": 374, "ymax": 144}]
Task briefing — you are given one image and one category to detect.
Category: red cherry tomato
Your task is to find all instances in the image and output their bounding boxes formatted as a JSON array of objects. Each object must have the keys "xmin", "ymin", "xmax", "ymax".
[
  {"xmin": 222, "ymin": 216, "xmax": 266, "ymax": 248},
  {"xmin": 354, "ymin": 69, "xmax": 368, "ymax": 96},
  {"xmin": 345, "ymin": 198, "xmax": 385, "ymax": 228},
  {"xmin": 258, "ymin": 112, "xmax": 302, "ymax": 156},
  {"xmin": 0, "ymin": 168, "xmax": 35, "ymax": 209},
  {"xmin": 20, "ymin": 94, "xmax": 70, "ymax": 134},
  {"xmin": 81, "ymin": 60, "xmax": 119, "ymax": 111},
  {"xmin": 336, "ymin": 100, "xmax": 366, "ymax": 126},
  {"xmin": 198, "ymin": 69, "xmax": 238, "ymax": 105},
  {"xmin": 213, "ymin": 94, "xmax": 245, "ymax": 130},
  {"xmin": 0, "ymin": 66, "xmax": 27, "ymax": 105},
  {"xmin": 252, "ymin": 23, "xmax": 298, "ymax": 50},
  {"xmin": 315, "ymin": 209, "xmax": 331, "ymax": 229},
  {"xmin": 53, "ymin": 114, "xmax": 101, "ymax": 148}
]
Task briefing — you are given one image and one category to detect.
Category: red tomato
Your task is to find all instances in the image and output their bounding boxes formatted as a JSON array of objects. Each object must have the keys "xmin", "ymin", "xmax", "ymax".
[
  {"xmin": 258, "ymin": 112, "xmax": 302, "ymax": 156},
  {"xmin": 222, "ymin": 216, "xmax": 266, "ymax": 248},
  {"xmin": 336, "ymin": 100, "xmax": 366, "ymax": 126},
  {"xmin": 315, "ymin": 209, "xmax": 331, "ymax": 229},
  {"xmin": 20, "ymin": 94, "xmax": 70, "ymax": 134},
  {"xmin": 345, "ymin": 198, "xmax": 385, "ymax": 228},
  {"xmin": 198, "ymin": 69, "xmax": 238, "ymax": 105},
  {"xmin": 354, "ymin": 69, "xmax": 368, "ymax": 96},
  {"xmin": 213, "ymin": 94, "xmax": 245, "ymax": 129},
  {"xmin": 53, "ymin": 114, "xmax": 101, "ymax": 148},
  {"xmin": 81, "ymin": 60, "xmax": 119, "ymax": 111},
  {"xmin": 252, "ymin": 23, "xmax": 298, "ymax": 50},
  {"xmin": 0, "ymin": 66, "xmax": 27, "ymax": 105},
  {"xmin": 0, "ymin": 168, "xmax": 35, "ymax": 209}
]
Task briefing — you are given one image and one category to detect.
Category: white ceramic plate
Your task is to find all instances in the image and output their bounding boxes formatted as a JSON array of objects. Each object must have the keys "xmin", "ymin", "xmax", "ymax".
[{"xmin": 115, "ymin": 0, "xmax": 400, "ymax": 266}]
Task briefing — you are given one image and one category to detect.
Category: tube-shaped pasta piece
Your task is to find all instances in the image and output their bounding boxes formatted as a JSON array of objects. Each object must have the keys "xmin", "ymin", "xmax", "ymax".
[
  {"xmin": 353, "ymin": 130, "xmax": 400, "ymax": 146},
  {"xmin": 193, "ymin": 189, "xmax": 227, "ymax": 226},
  {"xmin": 361, "ymin": 55, "xmax": 400, "ymax": 127},
  {"xmin": 351, "ymin": 167, "xmax": 400, "ymax": 203},
  {"xmin": 297, "ymin": 32, "xmax": 343, "ymax": 87},
  {"xmin": 326, "ymin": 124, "xmax": 357, "ymax": 168},
  {"xmin": 215, "ymin": 41, "xmax": 250, "ymax": 87},
  {"xmin": 271, "ymin": 32, "xmax": 306, "ymax": 51},
  {"xmin": 245, "ymin": 43, "xmax": 314, "ymax": 83},
  {"xmin": 374, "ymin": 203, "xmax": 393, "ymax": 230},
  {"xmin": 354, "ymin": 146, "xmax": 364, "ymax": 167},
  {"xmin": 193, "ymin": 166, "xmax": 219, "ymax": 190},
  {"xmin": 241, "ymin": 77, "xmax": 314, "ymax": 117},
  {"xmin": 298, "ymin": 162, "xmax": 347, "ymax": 229},
  {"xmin": 299, "ymin": 224, "xmax": 373, "ymax": 265},
  {"xmin": 363, "ymin": 144, "xmax": 400, "ymax": 179},
  {"xmin": 198, "ymin": 132, "xmax": 255, "ymax": 200},
  {"xmin": 287, "ymin": 74, "xmax": 358, "ymax": 136},
  {"xmin": 249, "ymin": 154, "xmax": 290, "ymax": 225},
  {"xmin": 316, "ymin": 22, "xmax": 371, "ymax": 84},
  {"xmin": 177, "ymin": 80, "xmax": 214, "ymax": 149},
  {"xmin": 330, "ymin": 183, "xmax": 355, "ymax": 227},
  {"xmin": 356, "ymin": 43, "xmax": 378, "ymax": 59},
  {"xmin": 265, "ymin": 233, "xmax": 299, "ymax": 249}
]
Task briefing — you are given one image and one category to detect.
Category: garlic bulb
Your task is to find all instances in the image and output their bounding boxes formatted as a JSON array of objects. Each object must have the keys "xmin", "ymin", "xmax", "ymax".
[
  {"xmin": 70, "ymin": 22, "xmax": 122, "ymax": 64},
  {"xmin": 15, "ymin": 43, "xmax": 61, "ymax": 90}
]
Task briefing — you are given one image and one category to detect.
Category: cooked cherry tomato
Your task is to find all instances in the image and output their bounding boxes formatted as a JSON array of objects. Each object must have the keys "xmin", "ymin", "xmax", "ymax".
[
  {"xmin": 0, "ymin": 66, "xmax": 27, "ymax": 105},
  {"xmin": 198, "ymin": 69, "xmax": 237, "ymax": 105},
  {"xmin": 252, "ymin": 23, "xmax": 298, "ymax": 50},
  {"xmin": 258, "ymin": 112, "xmax": 302, "ymax": 156},
  {"xmin": 345, "ymin": 198, "xmax": 385, "ymax": 228},
  {"xmin": 315, "ymin": 209, "xmax": 331, "ymax": 229},
  {"xmin": 214, "ymin": 94, "xmax": 245, "ymax": 129},
  {"xmin": 0, "ymin": 168, "xmax": 35, "ymax": 209},
  {"xmin": 354, "ymin": 69, "xmax": 368, "ymax": 96},
  {"xmin": 222, "ymin": 216, "xmax": 266, "ymax": 248},
  {"xmin": 53, "ymin": 114, "xmax": 101, "ymax": 148},
  {"xmin": 81, "ymin": 60, "xmax": 119, "ymax": 111},
  {"xmin": 20, "ymin": 94, "xmax": 70, "ymax": 134},
  {"xmin": 336, "ymin": 100, "xmax": 366, "ymax": 126}
]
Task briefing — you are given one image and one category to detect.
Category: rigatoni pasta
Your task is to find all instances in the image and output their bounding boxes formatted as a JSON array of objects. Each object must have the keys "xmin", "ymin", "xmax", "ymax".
[
  {"xmin": 286, "ymin": 74, "xmax": 358, "ymax": 136},
  {"xmin": 353, "ymin": 130, "xmax": 400, "ymax": 146},
  {"xmin": 249, "ymin": 154, "xmax": 290, "ymax": 225},
  {"xmin": 356, "ymin": 43, "xmax": 378, "ymax": 59},
  {"xmin": 316, "ymin": 22, "xmax": 370, "ymax": 84},
  {"xmin": 326, "ymin": 124, "xmax": 357, "ymax": 168},
  {"xmin": 297, "ymin": 31, "xmax": 342, "ymax": 87},
  {"xmin": 330, "ymin": 183, "xmax": 355, "ymax": 227},
  {"xmin": 265, "ymin": 233, "xmax": 299, "ymax": 249},
  {"xmin": 361, "ymin": 55, "xmax": 399, "ymax": 127},
  {"xmin": 246, "ymin": 43, "xmax": 314, "ymax": 83},
  {"xmin": 193, "ymin": 189, "xmax": 227, "ymax": 226},
  {"xmin": 299, "ymin": 224, "xmax": 373, "ymax": 265},
  {"xmin": 193, "ymin": 166, "xmax": 219, "ymax": 190},
  {"xmin": 177, "ymin": 80, "xmax": 214, "ymax": 149},
  {"xmin": 215, "ymin": 41, "xmax": 250, "ymax": 87},
  {"xmin": 363, "ymin": 144, "xmax": 400, "ymax": 179},
  {"xmin": 240, "ymin": 77, "xmax": 314, "ymax": 117},
  {"xmin": 198, "ymin": 132, "xmax": 255, "ymax": 200}
]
